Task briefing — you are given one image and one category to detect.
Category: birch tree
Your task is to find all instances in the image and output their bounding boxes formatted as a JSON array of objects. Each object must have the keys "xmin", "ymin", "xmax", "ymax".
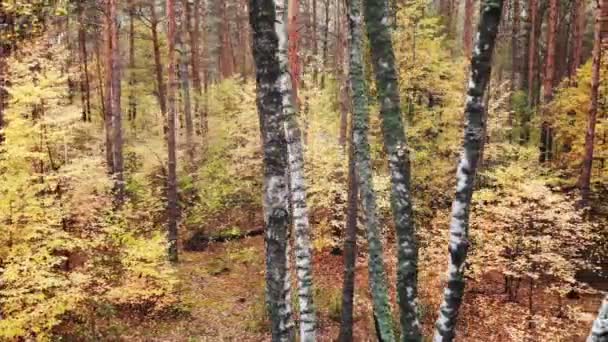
[
  {"xmin": 348, "ymin": 0, "xmax": 395, "ymax": 340},
  {"xmin": 274, "ymin": 0, "xmax": 317, "ymax": 339},
  {"xmin": 363, "ymin": 0, "xmax": 421, "ymax": 338},
  {"xmin": 433, "ymin": 0, "xmax": 504, "ymax": 340},
  {"xmin": 249, "ymin": 0, "xmax": 295, "ymax": 340},
  {"xmin": 587, "ymin": 295, "xmax": 608, "ymax": 342}
]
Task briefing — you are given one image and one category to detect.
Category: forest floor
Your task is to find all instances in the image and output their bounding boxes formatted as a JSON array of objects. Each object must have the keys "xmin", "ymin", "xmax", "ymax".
[{"xmin": 114, "ymin": 217, "xmax": 605, "ymax": 342}]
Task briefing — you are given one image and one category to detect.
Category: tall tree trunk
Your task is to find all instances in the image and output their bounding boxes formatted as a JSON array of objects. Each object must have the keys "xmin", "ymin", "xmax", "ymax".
[
  {"xmin": 511, "ymin": 0, "xmax": 520, "ymax": 91},
  {"xmin": 128, "ymin": 3, "xmax": 137, "ymax": 122},
  {"xmin": 320, "ymin": 0, "xmax": 330, "ymax": 88},
  {"xmin": 363, "ymin": 0, "xmax": 422, "ymax": 339},
  {"xmin": 288, "ymin": 0, "xmax": 300, "ymax": 103},
  {"xmin": 78, "ymin": 3, "xmax": 91, "ymax": 122},
  {"xmin": 349, "ymin": 0, "xmax": 395, "ymax": 340},
  {"xmin": 0, "ymin": 4, "xmax": 7, "ymax": 144},
  {"xmin": 527, "ymin": 0, "xmax": 538, "ymax": 105},
  {"xmin": 95, "ymin": 38, "xmax": 107, "ymax": 121},
  {"xmin": 463, "ymin": 0, "xmax": 475, "ymax": 57},
  {"xmin": 104, "ymin": 1, "xmax": 114, "ymax": 174},
  {"xmin": 587, "ymin": 295, "xmax": 608, "ymax": 341},
  {"xmin": 539, "ymin": 0, "xmax": 558, "ymax": 163},
  {"xmin": 312, "ymin": 0, "xmax": 318, "ymax": 83},
  {"xmin": 167, "ymin": 0, "xmax": 180, "ymax": 263},
  {"xmin": 109, "ymin": 0, "xmax": 125, "ymax": 205},
  {"xmin": 579, "ymin": 4, "xmax": 603, "ymax": 203},
  {"xmin": 187, "ymin": 0, "xmax": 203, "ymax": 136},
  {"xmin": 275, "ymin": 0, "xmax": 316, "ymax": 338},
  {"xmin": 338, "ymin": 0, "xmax": 349, "ymax": 149},
  {"xmin": 339, "ymin": 110, "xmax": 358, "ymax": 342},
  {"xmin": 178, "ymin": 12, "xmax": 195, "ymax": 158},
  {"xmin": 250, "ymin": 0, "xmax": 295, "ymax": 340},
  {"xmin": 570, "ymin": 0, "xmax": 585, "ymax": 78},
  {"xmin": 151, "ymin": 2, "xmax": 168, "ymax": 117},
  {"xmin": 433, "ymin": 0, "xmax": 503, "ymax": 340}
]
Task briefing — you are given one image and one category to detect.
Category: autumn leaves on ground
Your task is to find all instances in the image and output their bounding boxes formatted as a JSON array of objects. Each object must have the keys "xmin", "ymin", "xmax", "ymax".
[{"xmin": 1, "ymin": 0, "xmax": 607, "ymax": 341}]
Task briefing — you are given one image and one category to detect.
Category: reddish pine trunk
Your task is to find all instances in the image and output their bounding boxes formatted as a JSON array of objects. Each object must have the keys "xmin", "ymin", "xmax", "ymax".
[
  {"xmin": 570, "ymin": 0, "xmax": 586, "ymax": 78},
  {"xmin": 527, "ymin": 0, "xmax": 537, "ymax": 105},
  {"xmin": 288, "ymin": 0, "xmax": 300, "ymax": 103},
  {"xmin": 540, "ymin": 0, "xmax": 558, "ymax": 163},
  {"xmin": 128, "ymin": 4, "xmax": 137, "ymax": 122},
  {"xmin": 186, "ymin": 0, "xmax": 203, "ymax": 136},
  {"xmin": 579, "ymin": 3, "xmax": 603, "ymax": 201},
  {"xmin": 463, "ymin": 0, "xmax": 474, "ymax": 57},
  {"xmin": 511, "ymin": 0, "xmax": 520, "ymax": 91}
]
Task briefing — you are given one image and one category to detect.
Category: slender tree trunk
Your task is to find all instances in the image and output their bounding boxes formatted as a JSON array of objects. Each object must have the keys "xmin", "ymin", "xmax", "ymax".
[
  {"xmin": 275, "ymin": 0, "xmax": 316, "ymax": 338},
  {"xmin": 187, "ymin": 0, "xmax": 203, "ymax": 136},
  {"xmin": 104, "ymin": 1, "xmax": 114, "ymax": 174},
  {"xmin": 78, "ymin": 3, "xmax": 91, "ymax": 122},
  {"xmin": 250, "ymin": 0, "xmax": 295, "ymax": 340},
  {"xmin": 463, "ymin": 0, "xmax": 474, "ymax": 57},
  {"xmin": 338, "ymin": 0, "xmax": 349, "ymax": 149},
  {"xmin": 339, "ymin": 111, "xmax": 358, "ymax": 342},
  {"xmin": 167, "ymin": 0, "xmax": 180, "ymax": 263},
  {"xmin": 511, "ymin": 0, "xmax": 520, "ymax": 91},
  {"xmin": 95, "ymin": 38, "xmax": 107, "ymax": 121},
  {"xmin": 527, "ymin": 0, "xmax": 537, "ymax": 105},
  {"xmin": 587, "ymin": 295, "xmax": 608, "ymax": 341},
  {"xmin": 570, "ymin": 0, "xmax": 585, "ymax": 78},
  {"xmin": 178, "ymin": 12, "xmax": 195, "ymax": 159},
  {"xmin": 539, "ymin": 0, "xmax": 558, "ymax": 163},
  {"xmin": 364, "ymin": 0, "xmax": 422, "ymax": 339},
  {"xmin": 433, "ymin": 0, "xmax": 503, "ymax": 340},
  {"xmin": 128, "ymin": 3, "xmax": 137, "ymax": 122},
  {"xmin": 0, "ymin": 5, "xmax": 6, "ymax": 144},
  {"xmin": 109, "ymin": 0, "xmax": 125, "ymax": 205},
  {"xmin": 349, "ymin": 0, "xmax": 395, "ymax": 340},
  {"xmin": 288, "ymin": 0, "xmax": 300, "ymax": 103},
  {"xmin": 320, "ymin": 0, "xmax": 330, "ymax": 88},
  {"xmin": 579, "ymin": 5, "xmax": 603, "ymax": 203},
  {"xmin": 312, "ymin": 0, "xmax": 318, "ymax": 83},
  {"xmin": 151, "ymin": 2, "xmax": 168, "ymax": 117}
]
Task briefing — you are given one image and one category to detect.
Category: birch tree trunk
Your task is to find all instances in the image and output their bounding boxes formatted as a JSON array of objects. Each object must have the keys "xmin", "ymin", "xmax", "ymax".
[
  {"xmin": 432, "ymin": 0, "xmax": 503, "ymax": 340},
  {"xmin": 587, "ymin": 295, "xmax": 608, "ymax": 342},
  {"xmin": 250, "ymin": 0, "xmax": 295, "ymax": 340},
  {"xmin": 167, "ymin": 0, "xmax": 180, "ymax": 263},
  {"xmin": 363, "ymin": 0, "xmax": 421, "ymax": 338},
  {"xmin": 274, "ymin": 0, "xmax": 316, "ymax": 339},
  {"xmin": 348, "ymin": 0, "xmax": 395, "ymax": 340},
  {"xmin": 579, "ymin": 2, "xmax": 603, "ymax": 203}
]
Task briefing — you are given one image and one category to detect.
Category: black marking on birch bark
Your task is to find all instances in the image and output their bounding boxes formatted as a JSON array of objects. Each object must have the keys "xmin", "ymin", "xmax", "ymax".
[
  {"xmin": 250, "ymin": 0, "xmax": 295, "ymax": 340},
  {"xmin": 432, "ymin": 0, "xmax": 503, "ymax": 341},
  {"xmin": 587, "ymin": 295, "xmax": 608, "ymax": 342}
]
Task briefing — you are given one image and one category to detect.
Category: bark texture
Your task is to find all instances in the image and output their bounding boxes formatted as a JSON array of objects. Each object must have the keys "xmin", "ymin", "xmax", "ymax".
[
  {"xmin": 250, "ymin": 0, "xmax": 295, "ymax": 340},
  {"xmin": 579, "ymin": 2, "xmax": 603, "ymax": 202},
  {"xmin": 587, "ymin": 295, "xmax": 608, "ymax": 342},
  {"xmin": 167, "ymin": 0, "xmax": 180, "ymax": 263},
  {"xmin": 433, "ymin": 0, "xmax": 503, "ymax": 340},
  {"xmin": 348, "ymin": 0, "xmax": 395, "ymax": 340},
  {"xmin": 275, "ymin": 0, "xmax": 316, "ymax": 339},
  {"xmin": 110, "ymin": 0, "xmax": 125, "ymax": 205},
  {"xmin": 363, "ymin": 0, "xmax": 421, "ymax": 339}
]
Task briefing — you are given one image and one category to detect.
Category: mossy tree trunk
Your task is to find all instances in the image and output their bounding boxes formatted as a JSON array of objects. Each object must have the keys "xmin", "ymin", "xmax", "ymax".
[
  {"xmin": 363, "ymin": 0, "xmax": 421, "ymax": 339},
  {"xmin": 348, "ymin": 0, "xmax": 395, "ymax": 340}
]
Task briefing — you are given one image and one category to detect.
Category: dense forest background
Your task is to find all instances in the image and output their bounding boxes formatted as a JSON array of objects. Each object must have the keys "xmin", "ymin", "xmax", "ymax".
[{"xmin": 0, "ymin": 0, "xmax": 607, "ymax": 340}]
